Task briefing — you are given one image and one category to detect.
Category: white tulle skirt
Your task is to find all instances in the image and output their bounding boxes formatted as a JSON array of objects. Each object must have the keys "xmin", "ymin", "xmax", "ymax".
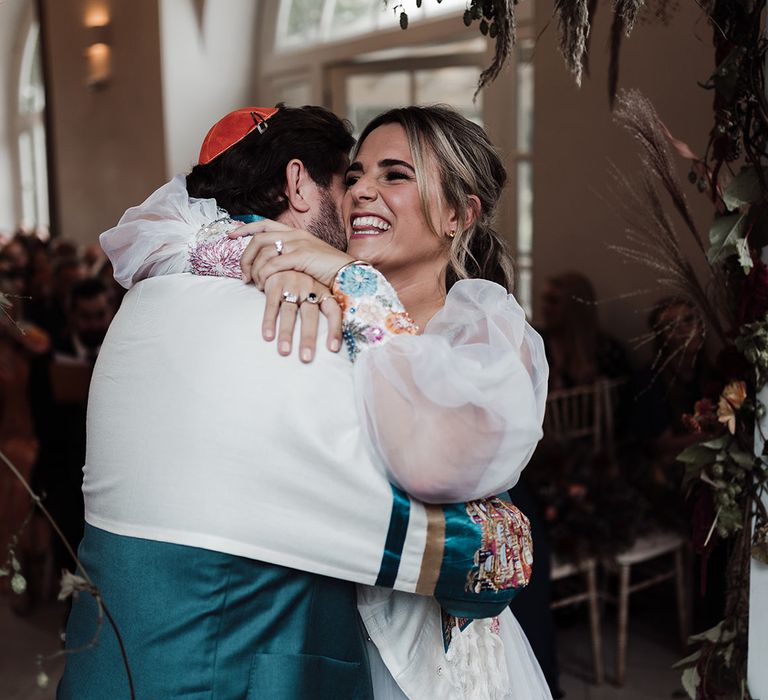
[{"xmin": 367, "ymin": 608, "xmax": 553, "ymax": 700}]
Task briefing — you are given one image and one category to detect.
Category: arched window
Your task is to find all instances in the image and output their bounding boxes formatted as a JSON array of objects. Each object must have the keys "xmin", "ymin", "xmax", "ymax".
[
  {"xmin": 276, "ymin": 0, "xmax": 466, "ymax": 50},
  {"xmin": 17, "ymin": 20, "xmax": 49, "ymax": 230}
]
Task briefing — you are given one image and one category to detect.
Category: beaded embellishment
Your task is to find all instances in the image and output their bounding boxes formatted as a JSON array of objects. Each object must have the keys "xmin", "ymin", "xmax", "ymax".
[
  {"xmin": 440, "ymin": 611, "xmax": 501, "ymax": 653},
  {"xmin": 465, "ymin": 499, "xmax": 533, "ymax": 594},
  {"xmin": 187, "ymin": 215, "xmax": 250, "ymax": 279},
  {"xmin": 333, "ymin": 263, "xmax": 418, "ymax": 362}
]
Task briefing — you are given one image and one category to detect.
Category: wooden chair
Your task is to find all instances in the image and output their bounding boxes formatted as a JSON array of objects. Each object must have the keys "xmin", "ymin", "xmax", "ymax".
[
  {"xmin": 550, "ymin": 555, "xmax": 604, "ymax": 684},
  {"xmin": 602, "ymin": 532, "xmax": 689, "ymax": 686},
  {"xmin": 543, "ymin": 381, "xmax": 606, "ymax": 454},
  {"xmin": 544, "ymin": 380, "xmax": 620, "ymax": 685}
]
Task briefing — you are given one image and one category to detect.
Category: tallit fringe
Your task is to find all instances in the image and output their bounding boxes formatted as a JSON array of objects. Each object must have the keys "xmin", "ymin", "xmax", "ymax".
[{"xmin": 444, "ymin": 618, "xmax": 513, "ymax": 700}]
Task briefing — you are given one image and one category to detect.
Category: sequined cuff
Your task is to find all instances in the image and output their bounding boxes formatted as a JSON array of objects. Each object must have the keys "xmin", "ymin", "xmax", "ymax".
[
  {"xmin": 332, "ymin": 263, "xmax": 418, "ymax": 362},
  {"xmin": 187, "ymin": 215, "xmax": 251, "ymax": 279}
]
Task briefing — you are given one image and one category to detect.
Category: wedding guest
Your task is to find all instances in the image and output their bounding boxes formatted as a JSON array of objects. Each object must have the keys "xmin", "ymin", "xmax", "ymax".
[
  {"xmin": 0, "ymin": 245, "xmax": 50, "ymax": 612},
  {"xmin": 30, "ymin": 278, "xmax": 114, "ymax": 577},
  {"xmin": 540, "ymin": 271, "xmax": 630, "ymax": 389},
  {"xmin": 628, "ymin": 297, "xmax": 715, "ymax": 527}
]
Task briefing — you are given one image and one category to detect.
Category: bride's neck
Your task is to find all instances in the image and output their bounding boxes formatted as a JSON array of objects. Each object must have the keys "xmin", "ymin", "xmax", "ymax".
[{"xmin": 383, "ymin": 263, "xmax": 447, "ymax": 332}]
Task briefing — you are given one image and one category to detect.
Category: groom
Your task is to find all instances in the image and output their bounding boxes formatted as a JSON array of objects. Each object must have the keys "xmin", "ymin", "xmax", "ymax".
[{"xmin": 58, "ymin": 105, "xmax": 531, "ymax": 700}]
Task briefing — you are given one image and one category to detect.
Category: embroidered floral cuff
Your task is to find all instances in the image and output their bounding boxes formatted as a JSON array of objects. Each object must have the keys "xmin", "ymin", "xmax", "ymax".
[
  {"xmin": 187, "ymin": 215, "xmax": 251, "ymax": 279},
  {"xmin": 332, "ymin": 263, "xmax": 418, "ymax": 362}
]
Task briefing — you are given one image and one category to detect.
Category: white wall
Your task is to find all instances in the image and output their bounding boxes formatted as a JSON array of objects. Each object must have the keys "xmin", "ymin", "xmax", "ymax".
[
  {"xmin": 40, "ymin": 0, "xmax": 166, "ymax": 244},
  {"xmin": 0, "ymin": 0, "xmax": 31, "ymax": 235},
  {"xmin": 533, "ymin": 3, "xmax": 714, "ymax": 364},
  {"xmin": 159, "ymin": 0, "xmax": 260, "ymax": 178}
]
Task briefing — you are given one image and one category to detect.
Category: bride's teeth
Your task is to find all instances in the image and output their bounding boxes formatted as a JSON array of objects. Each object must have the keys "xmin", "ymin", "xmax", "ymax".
[{"xmin": 352, "ymin": 216, "xmax": 390, "ymax": 231}]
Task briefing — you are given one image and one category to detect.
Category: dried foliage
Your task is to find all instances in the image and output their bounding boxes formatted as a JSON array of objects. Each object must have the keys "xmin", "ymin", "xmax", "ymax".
[
  {"xmin": 554, "ymin": 0, "xmax": 591, "ymax": 86},
  {"xmin": 395, "ymin": 1, "xmax": 683, "ymax": 103},
  {"xmin": 609, "ymin": 3, "xmax": 768, "ymax": 692}
]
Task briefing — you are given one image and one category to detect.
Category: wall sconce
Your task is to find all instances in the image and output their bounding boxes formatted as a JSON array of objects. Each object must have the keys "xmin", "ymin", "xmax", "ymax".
[{"xmin": 84, "ymin": 15, "xmax": 111, "ymax": 89}]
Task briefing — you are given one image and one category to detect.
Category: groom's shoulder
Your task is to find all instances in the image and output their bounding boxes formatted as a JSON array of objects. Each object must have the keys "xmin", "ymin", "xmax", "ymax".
[{"xmin": 132, "ymin": 273, "xmax": 266, "ymax": 307}]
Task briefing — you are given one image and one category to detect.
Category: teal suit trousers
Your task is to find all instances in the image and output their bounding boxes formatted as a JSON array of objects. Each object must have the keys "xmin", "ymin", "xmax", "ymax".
[{"xmin": 58, "ymin": 524, "xmax": 373, "ymax": 700}]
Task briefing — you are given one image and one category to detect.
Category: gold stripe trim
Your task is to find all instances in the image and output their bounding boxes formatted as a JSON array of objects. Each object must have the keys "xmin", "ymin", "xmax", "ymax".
[{"xmin": 416, "ymin": 504, "xmax": 445, "ymax": 595}]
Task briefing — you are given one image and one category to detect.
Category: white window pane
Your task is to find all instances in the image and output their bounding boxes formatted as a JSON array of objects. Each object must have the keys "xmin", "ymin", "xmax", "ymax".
[
  {"xmin": 327, "ymin": 0, "xmax": 378, "ymax": 40},
  {"xmin": 33, "ymin": 121, "xmax": 49, "ymax": 227},
  {"xmin": 346, "ymin": 71, "xmax": 410, "ymax": 134},
  {"xmin": 276, "ymin": 0, "xmax": 463, "ymax": 52},
  {"xmin": 516, "ymin": 40, "xmax": 534, "ymax": 154},
  {"xmin": 517, "ymin": 160, "xmax": 533, "ymax": 255},
  {"xmin": 515, "ymin": 264, "xmax": 533, "ymax": 319},
  {"xmin": 19, "ymin": 130, "xmax": 35, "ymax": 228},
  {"xmin": 414, "ymin": 66, "xmax": 483, "ymax": 126},
  {"xmin": 278, "ymin": 0, "xmax": 324, "ymax": 47}
]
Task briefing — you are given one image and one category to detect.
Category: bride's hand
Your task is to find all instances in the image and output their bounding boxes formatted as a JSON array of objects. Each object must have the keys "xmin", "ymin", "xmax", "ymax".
[
  {"xmin": 229, "ymin": 219, "xmax": 354, "ymax": 290},
  {"xmin": 262, "ymin": 271, "xmax": 342, "ymax": 362}
]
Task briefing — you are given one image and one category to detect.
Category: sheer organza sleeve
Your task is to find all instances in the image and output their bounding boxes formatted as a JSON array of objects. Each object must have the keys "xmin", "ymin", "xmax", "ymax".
[
  {"xmin": 352, "ymin": 277, "xmax": 548, "ymax": 504},
  {"xmin": 100, "ymin": 175, "xmax": 227, "ymax": 289}
]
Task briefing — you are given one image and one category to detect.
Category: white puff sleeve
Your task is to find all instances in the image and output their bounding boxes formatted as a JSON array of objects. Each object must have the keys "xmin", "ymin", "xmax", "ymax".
[
  {"xmin": 353, "ymin": 277, "xmax": 548, "ymax": 504},
  {"xmin": 100, "ymin": 175, "xmax": 223, "ymax": 289}
]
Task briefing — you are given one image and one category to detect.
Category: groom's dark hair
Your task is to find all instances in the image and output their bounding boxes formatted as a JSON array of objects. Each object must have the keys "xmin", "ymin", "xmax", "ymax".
[{"xmin": 186, "ymin": 104, "xmax": 354, "ymax": 219}]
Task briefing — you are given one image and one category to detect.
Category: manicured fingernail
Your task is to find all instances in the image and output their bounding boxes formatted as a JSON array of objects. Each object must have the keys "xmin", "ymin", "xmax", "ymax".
[
  {"xmin": 330, "ymin": 339, "xmax": 341, "ymax": 352},
  {"xmin": 279, "ymin": 341, "xmax": 290, "ymax": 354},
  {"xmin": 301, "ymin": 348, "xmax": 312, "ymax": 362}
]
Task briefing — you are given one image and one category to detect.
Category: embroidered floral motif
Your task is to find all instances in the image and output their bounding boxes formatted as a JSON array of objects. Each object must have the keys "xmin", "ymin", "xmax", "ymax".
[
  {"xmin": 188, "ymin": 215, "xmax": 250, "ymax": 279},
  {"xmin": 336, "ymin": 264, "xmax": 379, "ymax": 296},
  {"xmin": 385, "ymin": 311, "xmax": 414, "ymax": 333},
  {"xmin": 464, "ymin": 498, "xmax": 533, "ymax": 593},
  {"xmin": 189, "ymin": 235, "xmax": 249, "ymax": 279},
  {"xmin": 334, "ymin": 264, "xmax": 417, "ymax": 362}
]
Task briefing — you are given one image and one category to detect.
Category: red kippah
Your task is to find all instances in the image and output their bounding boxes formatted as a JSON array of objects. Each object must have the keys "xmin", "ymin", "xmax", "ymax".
[{"xmin": 198, "ymin": 107, "xmax": 279, "ymax": 165}]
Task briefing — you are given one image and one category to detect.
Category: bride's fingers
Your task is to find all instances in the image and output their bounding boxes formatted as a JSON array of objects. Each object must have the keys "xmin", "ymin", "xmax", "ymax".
[
  {"xmin": 254, "ymin": 252, "xmax": 310, "ymax": 289},
  {"xmin": 298, "ymin": 299, "xmax": 320, "ymax": 363},
  {"xmin": 320, "ymin": 295, "xmax": 342, "ymax": 353},
  {"xmin": 240, "ymin": 236, "xmax": 261, "ymax": 282},
  {"xmin": 250, "ymin": 245, "xmax": 286, "ymax": 289},
  {"xmin": 228, "ymin": 218, "xmax": 289, "ymax": 239},
  {"xmin": 262, "ymin": 277, "xmax": 282, "ymax": 341},
  {"xmin": 276, "ymin": 297, "xmax": 299, "ymax": 356},
  {"xmin": 240, "ymin": 232, "xmax": 287, "ymax": 282}
]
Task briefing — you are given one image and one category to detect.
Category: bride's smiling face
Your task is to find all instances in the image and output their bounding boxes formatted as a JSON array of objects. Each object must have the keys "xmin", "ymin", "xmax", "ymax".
[{"xmin": 342, "ymin": 123, "xmax": 451, "ymax": 275}]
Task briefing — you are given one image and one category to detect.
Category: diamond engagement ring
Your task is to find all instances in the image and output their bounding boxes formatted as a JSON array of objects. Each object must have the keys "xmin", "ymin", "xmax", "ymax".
[
  {"xmin": 274, "ymin": 240, "xmax": 284, "ymax": 255},
  {"xmin": 281, "ymin": 291, "xmax": 299, "ymax": 304},
  {"xmin": 303, "ymin": 292, "xmax": 320, "ymax": 305}
]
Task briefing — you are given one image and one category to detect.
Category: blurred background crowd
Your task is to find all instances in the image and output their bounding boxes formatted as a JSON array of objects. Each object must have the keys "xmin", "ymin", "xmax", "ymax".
[{"xmin": 0, "ymin": 229, "xmax": 122, "ymax": 612}]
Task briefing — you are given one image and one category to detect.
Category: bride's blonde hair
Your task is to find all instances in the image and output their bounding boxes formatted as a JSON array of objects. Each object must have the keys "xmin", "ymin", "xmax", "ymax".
[{"xmin": 356, "ymin": 105, "xmax": 515, "ymax": 292}]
